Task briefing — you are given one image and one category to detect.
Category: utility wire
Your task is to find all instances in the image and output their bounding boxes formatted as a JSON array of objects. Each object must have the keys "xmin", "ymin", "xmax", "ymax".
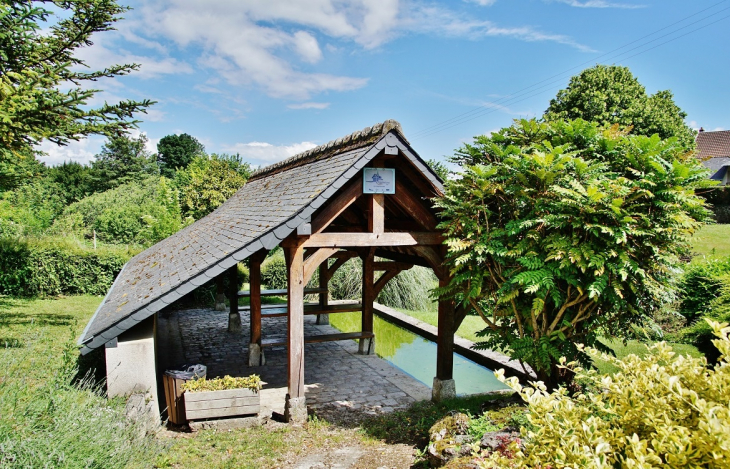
[{"xmin": 411, "ymin": 1, "xmax": 730, "ymax": 140}]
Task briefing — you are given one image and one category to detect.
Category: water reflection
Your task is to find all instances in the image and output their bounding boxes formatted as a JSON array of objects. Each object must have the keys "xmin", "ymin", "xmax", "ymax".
[{"xmin": 330, "ymin": 312, "xmax": 509, "ymax": 395}]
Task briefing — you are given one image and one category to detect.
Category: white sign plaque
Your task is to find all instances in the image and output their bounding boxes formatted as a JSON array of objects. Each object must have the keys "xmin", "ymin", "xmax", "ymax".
[{"xmin": 363, "ymin": 168, "xmax": 395, "ymax": 194}]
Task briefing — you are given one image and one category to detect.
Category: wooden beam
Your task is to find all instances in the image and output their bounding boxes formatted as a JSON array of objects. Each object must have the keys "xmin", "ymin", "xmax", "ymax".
[
  {"xmin": 369, "ymin": 194, "xmax": 384, "ymax": 234},
  {"xmin": 302, "ymin": 232, "xmax": 443, "ymax": 248},
  {"xmin": 311, "ymin": 178, "xmax": 363, "ymax": 233},
  {"xmin": 373, "ymin": 270, "xmax": 400, "ymax": 297},
  {"xmin": 326, "ymin": 252, "xmax": 356, "ymax": 278},
  {"xmin": 373, "ymin": 249, "xmax": 432, "ymax": 268},
  {"xmin": 412, "ymin": 245, "xmax": 446, "ymax": 280},
  {"xmin": 286, "ymin": 241, "xmax": 306, "ymax": 401},
  {"xmin": 303, "ymin": 248, "xmax": 339, "ymax": 286},
  {"xmin": 392, "ymin": 179, "xmax": 438, "ymax": 230},
  {"xmin": 317, "ymin": 261, "xmax": 330, "ymax": 325}
]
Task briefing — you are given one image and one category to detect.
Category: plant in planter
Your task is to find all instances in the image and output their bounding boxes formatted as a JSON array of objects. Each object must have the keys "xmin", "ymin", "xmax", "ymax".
[{"xmin": 182, "ymin": 375, "xmax": 262, "ymax": 421}]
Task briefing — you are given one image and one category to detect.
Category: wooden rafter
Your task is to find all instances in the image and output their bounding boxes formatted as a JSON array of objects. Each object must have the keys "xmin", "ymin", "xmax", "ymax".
[
  {"xmin": 392, "ymin": 179, "xmax": 438, "ymax": 230},
  {"xmin": 291, "ymin": 232, "xmax": 443, "ymax": 248},
  {"xmin": 311, "ymin": 178, "xmax": 363, "ymax": 233}
]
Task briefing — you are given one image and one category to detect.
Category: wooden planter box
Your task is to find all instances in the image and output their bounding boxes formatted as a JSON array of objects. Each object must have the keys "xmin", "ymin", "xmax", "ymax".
[{"xmin": 184, "ymin": 388, "xmax": 260, "ymax": 421}]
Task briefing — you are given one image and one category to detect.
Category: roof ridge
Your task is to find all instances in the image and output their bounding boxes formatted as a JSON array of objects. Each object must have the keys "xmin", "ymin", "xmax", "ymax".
[{"xmin": 249, "ymin": 119, "xmax": 404, "ymax": 181}]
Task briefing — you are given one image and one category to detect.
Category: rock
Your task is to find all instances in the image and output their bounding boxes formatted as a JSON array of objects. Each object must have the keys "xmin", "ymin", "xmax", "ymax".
[
  {"xmin": 427, "ymin": 413, "xmax": 472, "ymax": 467},
  {"xmin": 479, "ymin": 430, "xmax": 522, "ymax": 453}
]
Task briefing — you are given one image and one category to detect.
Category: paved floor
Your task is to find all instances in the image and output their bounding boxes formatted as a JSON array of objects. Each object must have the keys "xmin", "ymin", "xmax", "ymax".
[{"xmin": 156, "ymin": 308, "xmax": 431, "ymax": 418}]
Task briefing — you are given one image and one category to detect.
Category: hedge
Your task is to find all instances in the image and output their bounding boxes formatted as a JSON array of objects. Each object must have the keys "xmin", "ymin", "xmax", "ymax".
[{"xmin": 0, "ymin": 238, "xmax": 133, "ymax": 297}]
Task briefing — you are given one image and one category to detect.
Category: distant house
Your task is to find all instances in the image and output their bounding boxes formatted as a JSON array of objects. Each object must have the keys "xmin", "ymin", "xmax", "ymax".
[{"xmin": 696, "ymin": 129, "xmax": 730, "ymax": 185}]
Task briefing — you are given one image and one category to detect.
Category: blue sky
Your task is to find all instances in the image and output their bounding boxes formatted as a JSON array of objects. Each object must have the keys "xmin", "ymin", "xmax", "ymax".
[{"xmin": 39, "ymin": 0, "xmax": 730, "ymax": 168}]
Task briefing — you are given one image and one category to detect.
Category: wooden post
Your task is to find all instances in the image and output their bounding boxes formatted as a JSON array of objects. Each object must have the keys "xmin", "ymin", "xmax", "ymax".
[
  {"xmin": 317, "ymin": 261, "xmax": 330, "ymax": 325},
  {"xmin": 359, "ymin": 248, "xmax": 376, "ymax": 355},
  {"xmin": 227, "ymin": 265, "xmax": 242, "ymax": 333},
  {"xmin": 249, "ymin": 251, "xmax": 265, "ymax": 366},
  {"xmin": 433, "ymin": 276, "xmax": 456, "ymax": 400},
  {"xmin": 284, "ymin": 241, "xmax": 306, "ymax": 423},
  {"xmin": 369, "ymin": 194, "xmax": 385, "ymax": 234},
  {"xmin": 215, "ymin": 276, "xmax": 226, "ymax": 311}
]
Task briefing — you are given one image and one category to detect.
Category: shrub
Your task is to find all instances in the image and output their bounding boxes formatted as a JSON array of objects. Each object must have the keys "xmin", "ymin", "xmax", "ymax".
[
  {"xmin": 680, "ymin": 274, "xmax": 730, "ymax": 363},
  {"xmin": 0, "ymin": 237, "xmax": 133, "ymax": 296},
  {"xmin": 482, "ymin": 320, "xmax": 730, "ymax": 468},
  {"xmin": 678, "ymin": 256, "xmax": 730, "ymax": 323},
  {"xmin": 182, "ymin": 374, "xmax": 261, "ymax": 392}
]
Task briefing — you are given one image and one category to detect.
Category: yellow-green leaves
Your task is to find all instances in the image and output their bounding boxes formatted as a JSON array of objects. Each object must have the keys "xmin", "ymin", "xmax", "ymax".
[{"xmin": 181, "ymin": 375, "xmax": 262, "ymax": 393}]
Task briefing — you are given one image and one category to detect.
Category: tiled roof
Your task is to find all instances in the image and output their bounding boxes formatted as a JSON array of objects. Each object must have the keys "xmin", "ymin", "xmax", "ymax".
[
  {"xmin": 79, "ymin": 120, "xmax": 441, "ymax": 353},
  {"xmin": 696, "ymin": 130, "xmax": 730, "ymax": 160}
]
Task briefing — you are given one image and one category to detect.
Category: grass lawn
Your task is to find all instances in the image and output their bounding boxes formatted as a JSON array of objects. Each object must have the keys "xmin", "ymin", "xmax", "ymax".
[{"xmin": 690, "ymin": 224, "xmax": 730, "ymax": 263}]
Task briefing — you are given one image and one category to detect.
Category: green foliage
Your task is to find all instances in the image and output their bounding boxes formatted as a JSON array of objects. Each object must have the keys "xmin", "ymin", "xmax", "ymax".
[
  {"xmin": 427, "ymin": 158, "xmax": 450, "ymax": 181},
  {"xmin": 53, "ymin": 177, "xmax": 190, "ymax": 245},
  {"xmin": 261, "ymin": 251, "xmax": 289, "ymax": 289},
  {"xmin": 545, "ymin": 65, "xmax": 696, "ymax": 149},
  {"xmin": 467, "ymin": 413, "xmax": 500, "ymax": 440},
  {"xmin": 485, "ymin": 321, "xmax": 730, "ymax": 468},
  {"xmin": 678, "ymin": 256, "xmax": 730, "ymax": 322},
  {"xmin": 46, "ymin": 161, "xmax": 93, "ymax": 204},
  {"xmin": 88, "ymin": 133, "xmax": 158, "ymax": 193},
  {"xmin": 437, "ymin": 118, "xmax": 711, "ymax": 388},
  {"xmin": 679, "ymin": 273, "xmax": 730, "ymax": 363},
  {"xmin": 178, "ymin": 154, "xmax": 248, "ymax": 219},
  {"xmin": 0, "ymin": 176, "xmax": 66, "ymax": 237},
  {"xmin": 0, "ymin": 0, "xmax": 153, "ymax": 188},
  {"xmin": 0, "ymin": 237, "xmax": 132, "ymax": 296},
  {"xmin": 157, "ymin": 133, "xmax": 205, "ymax": 178},
  {"xmin": 182, "ymin": 374, "xmax": 262, "ymax": 393}
]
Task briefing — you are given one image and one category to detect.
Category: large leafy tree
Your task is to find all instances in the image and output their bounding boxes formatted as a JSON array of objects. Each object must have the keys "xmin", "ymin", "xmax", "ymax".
[
  {"xmin": 0, "ymin": 0, "xmax": 154, "ymax": 189},
  {"xmin": 437, "ymin": 119, "xmax": 711, "ymax": 389},
  {"xmin": 545, "ymin": 65, "xmax": 696, "ymax": 150},
  {"xmin": 177, "ymin": 154, "xmax": 249, "ymax": 220},
  {"xmin": 156, "ymin": 133, "xmax": 205, "ymax": 178},
  {"xmin": 89, "ymin": 133, "xmax": 157, "ymax": 192}
]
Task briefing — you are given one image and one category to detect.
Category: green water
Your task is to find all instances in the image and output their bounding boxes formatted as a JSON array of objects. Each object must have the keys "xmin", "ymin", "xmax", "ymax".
[{"xmin": 330, "ymin": 312, "xmax": 510, "ymax": 395}]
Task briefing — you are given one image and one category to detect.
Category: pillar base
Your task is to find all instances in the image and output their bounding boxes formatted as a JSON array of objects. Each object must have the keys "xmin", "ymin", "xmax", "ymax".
[
  {"xmin": 432, "ymin": 378, "xmax": 456, "ymax": 401},
  {"xmin": 358, "ymin": 337, "xmax": 375, "ymax": 355},
  {"xmin": 316, "ymin": 313, "xmax": 330, "ymax": 325},
  {"xmin": 248, "ymin": 343, "xmax": 265, "ymax": 366},
  {"xmin": 215, "ymin": 293, "xmax": 226, "ymax": 311},
  {"xmin": 284, "ymin": 395, "xmax": 307, "ymax": 424},
  {"xmin": 228, "ymin": 312, "xmax": 242, "ymax": 333}
]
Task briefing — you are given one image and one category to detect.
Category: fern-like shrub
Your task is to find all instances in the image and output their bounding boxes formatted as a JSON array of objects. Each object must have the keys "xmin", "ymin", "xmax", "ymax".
[
  {"xmin": 678, "ymin": 256, "xmax": 730, "ymax": 323},
  {"xmin": 182, "ymin": 374, "xmax": 262, "ymax": 393},
  {"xmin": 437, "ymin": 118, "xmax": 712, "ymax": 389},
  {"xmin": 680, "ymin": 273, "xmax": 730, "ymax": 363},
  {"xmin": 480, "ymin": 320, "xmax": 730, "ymax": 468}
]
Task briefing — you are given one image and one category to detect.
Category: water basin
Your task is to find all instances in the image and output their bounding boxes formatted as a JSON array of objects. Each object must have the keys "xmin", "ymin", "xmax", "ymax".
[{"xmin": 330, "ymin": 312, "xmax": 510, "ymax": 395}]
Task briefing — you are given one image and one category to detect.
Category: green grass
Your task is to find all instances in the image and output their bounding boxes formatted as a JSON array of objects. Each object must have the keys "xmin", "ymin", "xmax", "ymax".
[
  {"xmin": 593, "ymin": 338, "xmax": 704, "ymax": 375},
  {"xmin": 690, "ymin": 224, "xmax": 730, "ymax": 263}
]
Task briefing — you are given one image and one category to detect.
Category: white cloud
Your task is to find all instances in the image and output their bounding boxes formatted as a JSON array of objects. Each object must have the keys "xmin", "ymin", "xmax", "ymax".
[
  {"xmin": 74, "ymin": 38, "xmax": 193, "ymax": 79},
  {"xmin": 551, "ymin": 0, "xmax": 645, "ymax": 8},
  {"xmin": 35, "ymin": 136, "xmax": 105, "ymax": 167},
  {"xmin": 403, "ymin": 5, "xmax": 595, "ymax": 52},
  {"xmin": 287, "ymin": 102, "xmax": 331, "ymax": 110},
  {"xmin": 220, "ymin": 140, "xmax": 318, "ymax": 164},
  {"xmin": 465, "ymin": 0, "xmax": 498, "ymax": 5}
]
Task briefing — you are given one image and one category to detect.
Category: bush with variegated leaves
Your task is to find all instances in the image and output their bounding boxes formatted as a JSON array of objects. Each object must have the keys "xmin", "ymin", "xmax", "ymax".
[{"xmin": 479, "ymin": 320, "xmax": 730, "ymax": 468}]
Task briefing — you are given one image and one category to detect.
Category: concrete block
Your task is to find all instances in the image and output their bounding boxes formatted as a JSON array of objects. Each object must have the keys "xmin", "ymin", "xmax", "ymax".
[
  {"xmin": 215, "ymin": 293, "xmax": 226, "ymax": 311},
  {"xmin": 105, "ymin": 317, "xmax": 159, "ymax": 422},
  {"xmin": 228, "ymin": 312, "xmax": 242, "ymax": 333},
  {"xmin": 432, "ymin": 377, "xmax": 456, "ymax": 401},
  {"xmin": 248, "ymin": 343, "xmax": 265, "ymax": 366},
  {"xmin": 358, "ymin": 337, "xmax": 375, "ymax": 355},
  {"xmin": 284, "ymin": 394, "xmax": 307, "ymax": 424},
  {"xmin": 316, "ymin": 313, "xmax": 330, "ymax": 325}
]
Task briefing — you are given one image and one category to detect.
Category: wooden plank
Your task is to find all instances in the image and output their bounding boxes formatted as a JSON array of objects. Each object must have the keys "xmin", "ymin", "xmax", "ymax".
[
  {"xmin": 302, "ymin": 232, "xmax": 443, "ymax": 248},
  {"xmin": 311, "ymin": 178, "xmax": 363, "ymax": 233},
  {"xmin": 369, "ymin": 194, "xmax": 385, "ymax": 234},
  {"xmin": 374, "ymin": 249, "xmax": 432, "ymax": 268},
  {"xmin": 185, "ymin": 396, "xmax": 259, "ymax": 410},
  {"xmin": 319, "ymin": 262, "xmax": 329, "ymax": 309},
  {"xmin": 238, "ymin": 287, "xmax": 328, "ymax": 298},
  {"xmin": 303, "ymin": 248, "xmax": 339, "ymax": 286},
  {"xmin": 184, "ymin": 388, "xmax": 258, "ymax": 402},
  {"xmin": 392, "ymin": 179, "xmax": 438, "ymax": 230},
  {"xmin": 326, "ymin": 253, "xmax": 357, "ymax": 278},
  {"xmin": 186, "ymin": 405, "xmax": 260, "ymax": 420},
  {"xmin": 262, "ymin": 331, "xmax": 375, "ymax": 348},
  {"xmin": 287, "ymin": 242, "xmax": 305, "ymax": 400}
]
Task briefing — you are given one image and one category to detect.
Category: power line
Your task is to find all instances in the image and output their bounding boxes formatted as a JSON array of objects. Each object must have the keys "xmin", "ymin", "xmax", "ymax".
[{"xmin": 411, "ymin": 1, "xmax": 730, "ymax": 140}]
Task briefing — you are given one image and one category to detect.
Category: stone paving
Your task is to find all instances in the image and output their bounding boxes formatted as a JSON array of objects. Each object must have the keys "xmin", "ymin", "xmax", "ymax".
[{"xmin": 157, "ymin": 307, "xmax": 431, "ymax": 418}]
